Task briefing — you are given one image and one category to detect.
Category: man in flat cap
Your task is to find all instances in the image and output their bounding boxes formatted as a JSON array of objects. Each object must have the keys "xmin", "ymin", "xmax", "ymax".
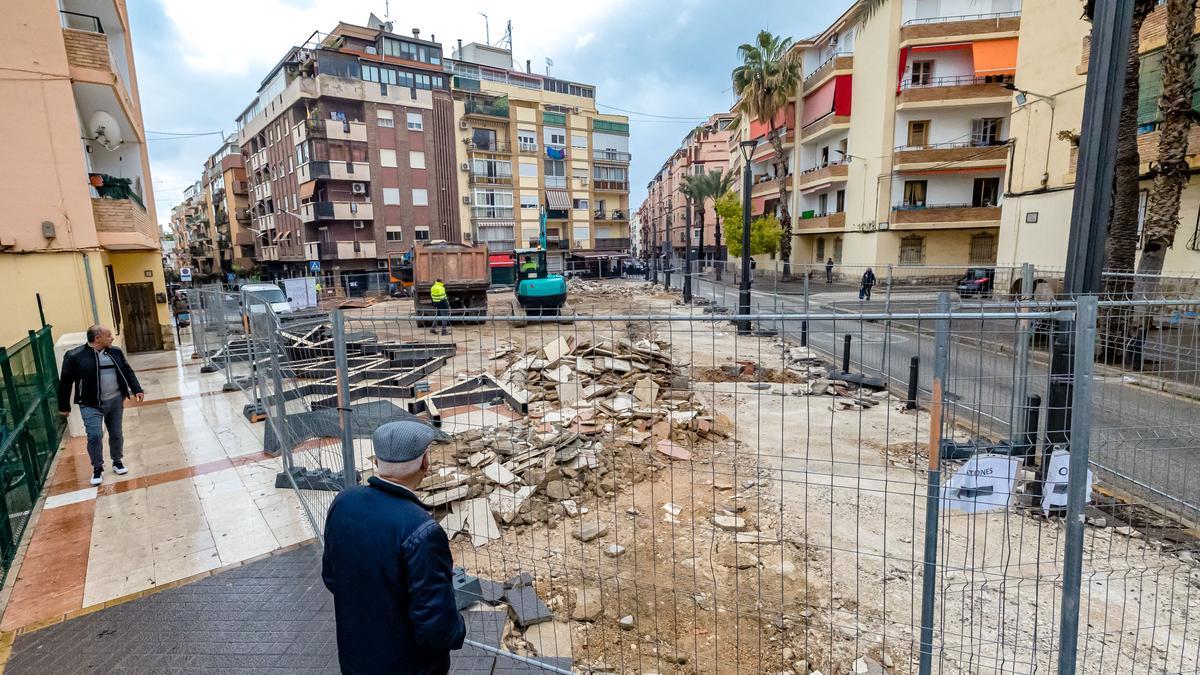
[{"xmin": 322, "ymin": 420, "xmax": 466, "ymax": 675}]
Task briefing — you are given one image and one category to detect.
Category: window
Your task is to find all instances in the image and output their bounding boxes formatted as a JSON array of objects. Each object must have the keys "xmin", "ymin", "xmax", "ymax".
[
  {"xmin": 296, "ymin": 142, "xmax": 309, "ymax": 166},
  {"xmin": 409, "ymin": 151, "xmax": 426, "ymax": 169},
  {"xmin": 832, "ymin": 237, "xmax": 843, "ymax": 263},
  {"xmin": 820, "ymin": 146, "xmax": 830, "ymax": 166},
  {"xmin": 519, "ymin": 161, "xmax": 538, "ymax": 177},
  {"xmin": 378, "ymin": 110, "xmax": 394, "ymax": 127},
  {"xmin": 287, "ymin": 157, "xmax": 293, "ymax": 174},
  {"xmin": 572, "ymin": 167, "xmax": 588, "ymax": 179},
  {"xmin": 836, "ymin": 189, "xmax": 846, "ymax": 212},
  {"xmin": 571, "ymin": 133, "xmax": 587, "ymax": 149},
  {"xmin": 471, "ymin": 128, "xmax": 498, "ymax": 150},
  {"xmin": 818, "ymin": 193, "xmax": 829, "ymax": 216},
  {"xmin": 971, "ymin": 118, "xmax": 1003, "ymax": 146},
  {"xmin": 903, "ymin": 180, "xmax": 928, "ymax": 207},
  {"xmin": 380, "ymin": 149, "xmax": 398, "ymax": 167},
  {"xmin": 386, "ymin": 226, "xmax": 403, "ymax": 242},
  {"xmin": 407, "ymin": 112, "xmax": 423, "ymax": 131},
  {"xmin": 593, "ymin": 166, "xmax": 628, "ymax": 182},
  {"xmin": 907, "ymin": 120, "xmax": 930, "ymax": 147},
  {"xmin": 899, "ymin": 235, "xmax": 925, "ymax": 265},
  {"xmin": 382, "ymin": 188, "xmax": 401, "ymax": 205},
  {"xmin": 573, "ymin": 198, "xmax": 589, "ymax": 210},
  {"xmin": 972, "ymin": 177, "xmax": 1001, "ymax": 207},
  {"xmin": 415, "ymin": 228, "xmax": 430, "ymax": 241},
  {"xmin": 412, "ymin": 189, "xmax": 429, "ymax": 206},
  {"xmin": 816, "ymin": 238, "xmax": 826, "ymax": 261},
  {"xmin": 545, "ymin": 127, "xmax": 566, "ymax": 147},
  {"xmin": 911, "ymin": 61, "xmax": 933, "ymax": 87},
  {"xmin": 544, "ymin": 159, "xmax": 566, "ymax": 187},
  {"xmin": 520, "ymin": 193, "xmax": 539, "ymax": 210},
  {"xmin": 969, "ymin": 232, "xmax": 998, "ymax": 264},
  {"xmin": 517, "ymin": 129, "xmax": 537, "ymax": 150}
]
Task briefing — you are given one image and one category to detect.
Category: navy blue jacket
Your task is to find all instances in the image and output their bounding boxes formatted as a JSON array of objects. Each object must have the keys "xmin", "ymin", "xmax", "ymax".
[{"xmin": 322, "ymin": 477, "xmax": 466, "ymax": 675}]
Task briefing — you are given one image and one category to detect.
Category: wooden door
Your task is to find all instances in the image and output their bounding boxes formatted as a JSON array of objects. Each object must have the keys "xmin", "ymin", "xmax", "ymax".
[{"xmin": 117, "ymin": 283, "xmax": 162, "ymax": 353}]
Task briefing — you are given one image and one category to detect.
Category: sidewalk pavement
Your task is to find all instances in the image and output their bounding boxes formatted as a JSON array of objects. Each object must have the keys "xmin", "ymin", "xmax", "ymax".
[{"xmin": 0, "ymin": 341, "xmax": 313, "ymax": 639}]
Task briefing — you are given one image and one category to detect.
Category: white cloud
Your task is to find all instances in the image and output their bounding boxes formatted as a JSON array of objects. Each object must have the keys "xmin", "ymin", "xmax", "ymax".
[{"xmin": 575, "ymin": 32, "xmax": 596, "ymax": 49}]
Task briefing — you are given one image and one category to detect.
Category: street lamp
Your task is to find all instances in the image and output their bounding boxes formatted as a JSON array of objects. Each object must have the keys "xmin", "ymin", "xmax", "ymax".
[{"xmin": 738, "ymin": 139, "xmax": 756, "ymax": 334}]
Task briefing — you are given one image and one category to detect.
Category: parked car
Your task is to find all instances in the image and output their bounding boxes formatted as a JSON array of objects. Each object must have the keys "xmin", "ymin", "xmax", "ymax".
[
  {"xmin": 623, "ymin": 260, "xmax": 647, "ymax": 276},
  {"xmin": 956, "ymin": 267, "xmax": 995, "ymax": 298}
]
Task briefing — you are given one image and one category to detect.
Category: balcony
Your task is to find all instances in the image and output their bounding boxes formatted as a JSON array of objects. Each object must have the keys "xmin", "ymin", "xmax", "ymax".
[
  {"xmin": 471, "ymin": 206, "xmax": 515, "ymax": 220},
  {"xmin": 235, "ymin": 206, "xmax": 252, "ymax": 222},
  {"xmin": 261, "ymin": 245, "xmax": 279, "ymax": 261},
  {"xmin": 467, "ymin": 141, "xmax": 511, "ymax": 154},
  {"xmin": 297, "ymin": 160, "xmax": 371, "ymax": 184},
  {"xmin": 318, "ymin": 240, "xmax": 377, "ymax": 260},
  {"xmin": 233, "ymin": 180, "xmax": 250, "ymax": 194},
  {"xmin": 798, "ymin": 162, "xmax": 849, "ymax": 190},
  {"xmin": 803, "ymin": 53, "xmax": 854, "ymax": 93},
  {"xmin": 796, "ymin": 212, "xmax": 845, "ymax": 231},
  {"xmin": 593, "ymin": 149, "xmax": 632, "ymax": 164},
  {"xmin": 248, "ymin": 148, "xmax": 267, "ymax": 172},
  {"xmin": 235, "ymin": 231, "xmax": 256, "ymax": 247},
  {"xmin": 299, "ymin": 201, "xmax": 373, "ymax": 223},
  {"xmin": 751, "ymin": 175, "xmax": 783, "ymax": 198},
  {"xmin": 293, "ymin": 119, "xmax": 368, "ymax": 144},
  {"xmin": 463, "ymin": 96, "xmax": 511, "ymax": 119},
  {"xmin": 899, "ymin": 12, "xmax": 1020, "ymax": 45},
  {"xmin": 518, "ymin": 141, "xmax": 540, "ymax": 154},
  {"xmin": 61, "ymin": 12, "xmax": 134, "ymax": 113},
  {"xmin": 593, "ymin": 180, "xmax": 629, "ymax": 192},
  {"xmin": 893, "ymin": 142, "xmax": 1009, "ymax": 170},
  {"xmin": 470, "ymin": 172, "xmax": 514, "ymax": 186},
  {"xmin": 890, "ymin": 203, "xmax": 1002, "ymax": 228},
  {"xmin": 253, "ymin": 181, "xmax": 272, "ymax": 202},
  {"xmin": 801, "ymin": 114, "xmax": 851, "ymax": 142},
  {"xmin": 593, "ymin": 210, "xmax": 629, "ymax": 221},
  {"xmin": 544, "ymin": 176, "xmax": 567, "ymax": 189},
  {"xmin": 304, "ymin": 241, "xmax": 319, "ymax": 261},
  {"xmin": 594, "ymin": 238, "xmax": 631, "ymax": 250},
  {"xmin": 897, "ymin": 75, "xmax": 1014, "ymax": 108},
  {"xmin": 92, "ymin": 197, "xmax": 157, "ymax": 250}
]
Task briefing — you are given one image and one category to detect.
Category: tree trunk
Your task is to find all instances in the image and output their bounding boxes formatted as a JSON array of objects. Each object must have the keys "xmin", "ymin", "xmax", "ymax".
[
  {"xmin": 714, "ymin": 216, "xmax": 723, "ymax": 281},
  {"xmin": 769, "ymin": 124, "xmax": 793, "ymax": 281},
  {"xmin": 697, "ymin": 208, "xmax": 706, "ymax": 282},
  {"xmin": 1137, "ymin": 0, "xmax": 1197, "ymax": 285}
]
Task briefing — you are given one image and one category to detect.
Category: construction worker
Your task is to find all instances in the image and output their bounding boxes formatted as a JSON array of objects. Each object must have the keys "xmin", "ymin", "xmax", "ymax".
[
  {"xmin": 520, "ymin": 255, "xmax": 538, "ymax": 277},
  {"xmin": 430, "ymin": 278, "xmax": 450, "ymax": 335}
]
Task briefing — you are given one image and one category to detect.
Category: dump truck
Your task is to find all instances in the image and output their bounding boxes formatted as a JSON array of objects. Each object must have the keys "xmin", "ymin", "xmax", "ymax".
[{"xmin": 412, "ymin": 241, "xmax": 490, "ymax": 321}]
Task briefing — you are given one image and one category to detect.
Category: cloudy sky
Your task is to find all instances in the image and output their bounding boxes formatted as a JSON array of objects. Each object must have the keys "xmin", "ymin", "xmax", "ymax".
[{"xmin": 129, "ymin": 0, "xmax": 849, "ymax": 228}]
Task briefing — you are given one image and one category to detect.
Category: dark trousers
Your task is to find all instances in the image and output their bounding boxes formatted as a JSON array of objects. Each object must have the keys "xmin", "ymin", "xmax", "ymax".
[
  {"xmin": 860, "ymin": 285, "xmax": 873, "ymax": 301},
  {"xmin": 826, "ymin": 268, "xmax": 833, "ymax": 284},
  {"xmin": 433, "ymin": 300, "xmax": 451, "ymax": 329},
  {"xmin": 81, "ymin": 396, "xmax": 124, "ymax": 469}
]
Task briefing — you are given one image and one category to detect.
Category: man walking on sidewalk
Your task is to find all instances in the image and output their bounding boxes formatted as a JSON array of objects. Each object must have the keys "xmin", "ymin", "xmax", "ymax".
[
  {"xmin": 430, "ymin": 278, "xmax": 451, "ymax": 336},
  {"xmin": 859, "ymin": 267, "xmax": 877, "ymax": 301},
  {"xmin": 57, "ymin": 325, "xmax": 144, "ymax": 486},
  {"xmin": 825, "ymin": 257, "xmax": 835, "ymax": 284},
  {"xmin": 323, "ymin": 420, "xmax": 466, "ymax": 674}
]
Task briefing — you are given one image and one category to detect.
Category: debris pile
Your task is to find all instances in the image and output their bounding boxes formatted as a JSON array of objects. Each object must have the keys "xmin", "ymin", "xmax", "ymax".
[
  {"xmin": 421, "ymin": 333, "xmax": 732, "ymax": 543},
  {"xmin": 566, "ymin": 277, "xmax": 663, "ymax": 298},
  {"xmin": 779, "ymin": 346, "xmax": 893, "ymax": 410}
]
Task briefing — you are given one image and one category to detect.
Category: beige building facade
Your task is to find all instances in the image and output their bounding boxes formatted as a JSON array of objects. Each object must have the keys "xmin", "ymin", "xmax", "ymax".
[{"xmin": 0, "ymin": 0, "xmax": 169, "ymax": 351}]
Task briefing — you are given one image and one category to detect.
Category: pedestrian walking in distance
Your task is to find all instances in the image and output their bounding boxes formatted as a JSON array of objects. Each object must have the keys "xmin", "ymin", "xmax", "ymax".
[
  {"xmin": 430, "ymin": 277, "xmax": 451, "ymax": 336},
  {"xmin": 57, "ymin": 325, "xmax": 144, "ymax": 486},
  {"xmin": 825, "ymin": 257, "xmax": 835, "ymax": 284},
  {"xmin": 322, "ymin": 420, "xmax": 466, "ymax": 675},
  {"xmin": 859, "ymin": 267, "xmax": 877, "ymax": 301}
]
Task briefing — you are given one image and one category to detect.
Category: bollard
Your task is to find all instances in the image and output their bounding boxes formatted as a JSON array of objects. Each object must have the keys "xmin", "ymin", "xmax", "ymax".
[
  {"xmin": 905, "ymin": 355, "xmax": 920, "ymax": 410},
  {"xmin": 1024, "ymin": 394, "xmax": 1042, "ymax": 461},
  {"xmin": 800, "ymin": 320, "xmax": 808, "ymax": 347},
  {"xmin": 841, "ymin": 334, "xmax": 852, "ymax": 374}
]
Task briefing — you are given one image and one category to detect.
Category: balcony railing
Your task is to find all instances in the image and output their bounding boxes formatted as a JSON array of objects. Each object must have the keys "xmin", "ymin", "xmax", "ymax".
[
  {"xmin": 894, "ymin": 140, "xmax": 1008, "ymax": 151},
  {"xmin": 593, "ymin": 149, "xmax": 632, "ymax": 163},
  {"xmin": 294, "ymin": 119, "xmax": 368, "ymax": 144},
  {"xmin": 298, "ymin": 160, "xmax": 371, "ymax": 183},
  {"xmin": 317, "ymin": 240, "xmax": 377, "ymax": 260},
  {"xmin": 261, "ymin": 245, "xmax": 279, "ymax": 261},
  {"xmin": 893, "ymin": 201, "xmax": 1000, "ymax": 211},
  {"xmin": 544, "ymin": 176, "xmax": 567, "ymax": 189},
  {"xmin": 468, "ymin": 141, "xmax": 511, "ymax": 153},
  {"xmin": 902, "ymin": 11, "xmax": 1020, "ymax": 25},
  {"xmin": 60, "ymin": 10, "xmax": 103, "ymax": 32},
  {"xmin": 592, "ymin": 180, "xmax": 629, "ymax": 192},
  {"xmin": 800, "ymin": 159, "xmax": 848, "ymax": 175},
  {"xmin": 900, "ymin": 74, "xmax": 1014, "ymax": 90},
  {"xmin": 463, "ymin": 96, "xmax": 510, "ymax": 119},
  {"xmin": 803, "ymin": 52, "xmax": 854, "ymax": 89},
  {"xmin": 594, "ymin": 238, "xmax": 630, "ymax": 250},
  {"xmin": 479, "ymin": 239, "xmax": 515, "ymax": 252},
  {"xmin": 593, "ymin": 210, "xmax": 629, "ymax": 221},
  {"xmin": 299, "ymin": 201, "xmax": 373, "ymax": 223},
  {"xmin": 470, "ymin": 173, "xmax": 514, "ymax": 185},
  {"xmin": 471, "ymin": 206, "xmax": 515, "ymax": 219}
]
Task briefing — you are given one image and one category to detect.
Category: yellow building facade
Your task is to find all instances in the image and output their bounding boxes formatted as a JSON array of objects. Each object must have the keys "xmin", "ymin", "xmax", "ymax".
[{"xmin": 0, "ymin": 0, "xmax": 169, "ymax": 351}]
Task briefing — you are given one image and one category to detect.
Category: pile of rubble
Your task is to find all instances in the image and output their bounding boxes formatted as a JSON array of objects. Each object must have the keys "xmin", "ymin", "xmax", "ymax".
[
  {"xmin": 780, "ymin": 345, "xmax": 894, "ymax": 411},
  {"xmin": 420, "ymin": 333, "xmax": 731, "ymax": 545},
  {"xmin": 566, "ymin": 277, "xmax": 661, "ymax": 298}
]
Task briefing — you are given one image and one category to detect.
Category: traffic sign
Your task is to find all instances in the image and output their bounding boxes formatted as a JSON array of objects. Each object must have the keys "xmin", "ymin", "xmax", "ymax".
[
  {"xmin": 180, "ymin": 267, "xmax": 192, "ymax": 282},
  {"xmin": 309, "ymin": 261, "xmax": 321, "ymax": 272}
]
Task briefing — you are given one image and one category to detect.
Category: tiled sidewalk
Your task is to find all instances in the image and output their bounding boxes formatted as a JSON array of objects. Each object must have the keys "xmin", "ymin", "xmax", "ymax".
[{"xmin": 0, "ymin": 346, "xmax": 314, "ymax": 635}]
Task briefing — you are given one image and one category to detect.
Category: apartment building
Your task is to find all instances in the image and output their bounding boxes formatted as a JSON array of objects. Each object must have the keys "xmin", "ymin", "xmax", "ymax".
[
  {"xmin": 0, "ymin": 0, "xmax": 169, "ymax": 351},
  {"xmin": 638, "ymin": 113, "xmax": 736, "ymax": 264},
  {"xmin": 235, "ymin": 16, "xmax": 461, "ymax": 277},
  {"xmin": 445, "ymin": 42, "xmax": 632, "ymax": 278},
  {"xmin": 998, "ymin": 2, "xmax": 1200, "ymax": 276},
  {"xmin": 201, "ymin": 137, "xmax": 255, "ymax": 275}
]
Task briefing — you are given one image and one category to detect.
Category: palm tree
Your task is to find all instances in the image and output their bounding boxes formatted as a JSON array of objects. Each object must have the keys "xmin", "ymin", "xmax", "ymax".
[
  {"xmin": 682, "ymin": 170, "xmax": 735, "ymax": 281},
  {"xmin": 1137, "ymin": 0, "xmax": 1198, "ymax": 287},
  {"xmin": 732, "ymin": 30, "xmax": 801, "ymax": 281}
]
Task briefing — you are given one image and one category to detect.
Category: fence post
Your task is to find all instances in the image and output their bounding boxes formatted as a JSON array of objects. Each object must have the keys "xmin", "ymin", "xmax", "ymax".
[
  {"xmin": 918, "ymin": 292, "xmax": 952, "ymax": 675},
  {"xmin": 1057, "ymin": 295, "xmax": 1098, "ymax": 675},
  {"xmin": 1012, "ymin": 265, "xmax": 1035, "ymax": 440},
  {"xmin": 264, "ymin": 315, "xmax": 293, "ymax": 474},
  {"xmin": 332, "ymin": 310, "xmax": 357, "ymax": 489},
  {"xmin": 882, "ymin": 264, "xmax": 895, "ymax": 374},
  {"xmin": 219, "ymin": 296, "xmax": 238, "ymax": 392},
  {"xmin": 26, "ymin": 329, "xmax": 59, "ymax": 482},
  {"xmin": 801, "ymin": 272, "xmax": 810, "ymax": 347},
  {"xmin": 0, "ymin": 347, "xmax": 38, "ymax": 489}
]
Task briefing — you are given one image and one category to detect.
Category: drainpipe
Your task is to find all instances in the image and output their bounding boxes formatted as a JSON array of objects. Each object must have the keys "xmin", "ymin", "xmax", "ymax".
[{"xmin": 81, "ymin": 253, "xmax": 100, "ymax": 324}]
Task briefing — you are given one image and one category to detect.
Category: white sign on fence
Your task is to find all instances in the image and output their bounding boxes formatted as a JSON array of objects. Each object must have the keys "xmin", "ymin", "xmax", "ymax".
[
  {"xmin": 282, "ymin": 277, "xmax": 317, "ymax": 311},
  {"xmin": 941, "ymin": 454, "xmax": 1021, "ymax": 514},
  {"xmin": 1041, "ymin": 446, "xmax": 1094, "ymax": 516}
]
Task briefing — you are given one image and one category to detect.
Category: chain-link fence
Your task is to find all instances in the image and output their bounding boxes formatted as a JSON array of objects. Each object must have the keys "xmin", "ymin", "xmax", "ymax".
[
  {"xmin": 190, "ymin": 269, "xmax": 1200, "ymax": 674},
  {"xmin": 0, "ymin": 326, "xmax": 65, "ymax": 586}
]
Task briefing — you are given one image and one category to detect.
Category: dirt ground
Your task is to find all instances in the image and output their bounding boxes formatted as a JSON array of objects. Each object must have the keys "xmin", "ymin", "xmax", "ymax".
[{"xmin": 339, "ymin": 280, "xmax": 1200, "ymax": 675}]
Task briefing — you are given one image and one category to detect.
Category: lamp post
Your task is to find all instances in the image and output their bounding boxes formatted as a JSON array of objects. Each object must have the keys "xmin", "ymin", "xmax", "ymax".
[{"xmin": 738, "ymin": 139, "xmax": 756, "ymax": 334}]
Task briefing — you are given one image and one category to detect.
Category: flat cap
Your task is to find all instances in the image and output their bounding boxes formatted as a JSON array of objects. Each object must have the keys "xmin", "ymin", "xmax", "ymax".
[{"xmin": 372, "ymin": 420, "xmax": 439, "ymax": 463}]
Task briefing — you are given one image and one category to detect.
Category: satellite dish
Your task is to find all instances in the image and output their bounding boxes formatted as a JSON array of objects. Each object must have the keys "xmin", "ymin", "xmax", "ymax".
[{"xmin": 88, "ymin": 110, "xmax": 123, "ymax": 150}]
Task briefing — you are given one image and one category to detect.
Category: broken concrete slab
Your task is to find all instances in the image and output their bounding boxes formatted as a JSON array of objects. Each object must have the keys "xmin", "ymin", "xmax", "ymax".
[
  {"xmin": 506, "ymin": 584, "xmax": 553, "ymax": 628},
  {"xmin": 541, "ymin": 336, "xmax": 572, "ymax": 364},
  {"xmin": 571, "ymin": 587, "xmax": 603, "ymax": 622},
  {"xmin": 656, "ymin": 439, "xmax": 692, "ymax": 461},
  {"xmin": 545, "ymin": 480, "xmax": 571, "ymax": 500},
  {"xmin": 424, "ymin": 485, "xmax": 470, "ymax": 508},
  {"xmin": 573, "ymin": 517, "xmax": 608, "ymax": 542},
  {"xmin": 489, "ymin": 485, "xmax": 536, "ymax": 524},
  {"xmin": 482, "ymin": 462, "xmax": 517, "ymax": 487},
  {"xmin": 711, "ymin": 514, "xmax": 749, "ymax": 531},
  {"xmin": 633, "ymin": 378, "xmax": 660, "ymax": 405},
  {"xmin": 523, "ymin": 620, "xmax": 573, "ymax": 659},
  {"xmin": 463, "ymin": 498, "xmax": 502, "ymax": 547}
]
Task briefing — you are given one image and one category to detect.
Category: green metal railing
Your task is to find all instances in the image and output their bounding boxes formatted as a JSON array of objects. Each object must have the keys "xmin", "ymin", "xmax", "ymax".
[{"xmin": 0, "ymin": 326, "xmax": 65, "ymax": 586}]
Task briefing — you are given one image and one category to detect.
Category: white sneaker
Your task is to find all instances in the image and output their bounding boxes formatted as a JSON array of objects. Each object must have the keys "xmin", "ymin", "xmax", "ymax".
[
  {"xmin": 113, "ymin": 461, "xmax": 128, "ymax": 475},
  {"xmin": 90, "ymin": 468, "xmax": 103, "ymax": 486}
]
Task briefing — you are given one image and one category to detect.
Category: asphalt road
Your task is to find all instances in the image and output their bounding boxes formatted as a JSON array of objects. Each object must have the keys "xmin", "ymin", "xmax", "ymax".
[{"xmin": 673, "ymin": 271, "xmax": 1200, "ymax": 524}]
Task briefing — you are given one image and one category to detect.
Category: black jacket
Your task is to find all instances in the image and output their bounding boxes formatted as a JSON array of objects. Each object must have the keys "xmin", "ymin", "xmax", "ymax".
[
  {"xmin": 57, "ymin": 344, "xmax": 142, "ymax": 412},
  {"xmin": 861, "ymin": 270, "xmax": 877, "ymax": 288},
  {"xmin": 322, "ymin": 477, "xmax": 466, "ymax": 675}
]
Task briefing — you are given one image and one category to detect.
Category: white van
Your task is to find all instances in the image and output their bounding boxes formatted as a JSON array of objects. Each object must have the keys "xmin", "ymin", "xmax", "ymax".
[{"xmin": 240, "ymin": 283, "xmax": 291, "ymax": 331}]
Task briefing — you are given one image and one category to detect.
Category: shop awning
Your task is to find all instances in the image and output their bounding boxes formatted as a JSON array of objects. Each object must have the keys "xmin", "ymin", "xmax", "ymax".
[
  {"xmin": 298, "ymin": 181, "xmax": 316, "ymax": 199},
  {"xmin": 476, "ymin": 220, "xmax": 515, "ymax": 228},
  {"xmin": 545, "ymin": 190, "xmax": 571, "ymax": 210},
  {"xmin": 489, "ymin": 254, "xmax": 515, "ymax": 268},
  {"xmin": 973, "ymin": 38, "xmax": 1019, "ymax": 77},
  {"xmin": 752, "ymin": 196, "xmax": 767, "ymax": 215}
]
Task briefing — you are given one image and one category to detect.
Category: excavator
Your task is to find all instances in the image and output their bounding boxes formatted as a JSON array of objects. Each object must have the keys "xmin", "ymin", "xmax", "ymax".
[{"xmin": 513, "ymin": 208, "xmax": 567, "ymax": 316}]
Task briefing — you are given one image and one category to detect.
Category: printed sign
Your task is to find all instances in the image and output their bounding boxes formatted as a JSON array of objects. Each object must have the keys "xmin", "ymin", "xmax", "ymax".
[
  {"xmin": 309, "ymin": 261, "xmax": 321, "ymax": 272},
  {"xmin": 179, "ymin": 267, "xmax": 192, "ymax": 282},
  {"xmin": 940, "ymin": 454, "xmax": 1021, "ymax": 514},
  {"xmin": 1041, "ymin": 447, "xmax": 1093, "ymax": 515}
]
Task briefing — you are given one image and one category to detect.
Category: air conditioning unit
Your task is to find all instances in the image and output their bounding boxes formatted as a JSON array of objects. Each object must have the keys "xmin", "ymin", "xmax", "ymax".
[
  {"xmin": 878, "ymin": 221, "xmax": 890, "ymax": 230},
  {"xmin": 351, "ymin": 182, "xmax": 366, "ymax": 194},
  {"xmin": 572, "ymin": 107, "xmax": 580, "ymax": 114},
  {"xmin": 353, "ymin": 221, "xmax": 366, "ymax": 229},
  {"xmin": 463, "ymin": 195, "xmax": 472, "ymax": 205},
  {"xmin": 458, "ymin": 119, "xmax": 469, "ymax": 129},
  {"xmin": 464, "ymin": 233, "xmax": 472, "ymax": 241},
  {"xmin": 460, "ymin": 162, "xmax": 470, "ymax": 171}
]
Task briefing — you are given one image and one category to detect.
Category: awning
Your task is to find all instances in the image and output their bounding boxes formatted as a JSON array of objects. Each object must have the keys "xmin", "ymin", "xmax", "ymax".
[
  {"xmin": 973, "ymin": 38, "xmax": 1019, "ymax": 77},
  {"xmin": 752, "ymin": 196, "xmax": 767, "ymax": 215},
  {"xmin": 802, "ymin": 78, "xmax": 837, "ymax": 127},
  {"xmin": 571, "ymin": 250, "xmax": 627, "ymax": 259},
  {"xmin": 476, "ymin": 220, "xmax": 515, "ymax": 228},
  {"xmin": 912, "ymin": 42, "xmax": 972, "ymax": 54},
  {"xmin": 298, "ymin": 181, "xmax": 316, "ymax": 199},
  {"xmin": 545, "ymin": 190, "xmax": 571, "ymax": 210},
  {"xmin": 801, "ymin": 181, "xmax": 833, "ymax": 195},
  {"xmin": 489, "ymin": 254, "xmax": 515, "ymax": 267}
]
